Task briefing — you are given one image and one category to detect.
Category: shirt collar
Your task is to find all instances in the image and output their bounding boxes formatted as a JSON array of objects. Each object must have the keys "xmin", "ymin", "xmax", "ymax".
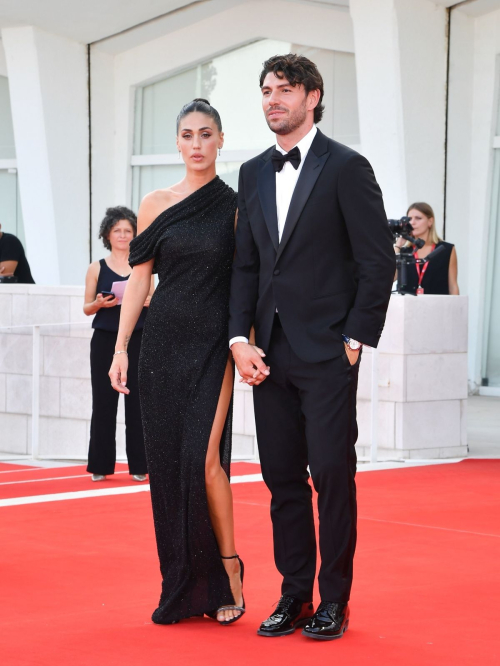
[{"xmin": 275, "ymin": 124, "xmax": 317, "ymax": 159}]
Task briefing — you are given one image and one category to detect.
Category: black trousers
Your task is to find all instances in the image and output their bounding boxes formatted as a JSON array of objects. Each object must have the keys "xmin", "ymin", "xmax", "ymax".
[
  {"xmin": 253, "ymin": 317, "xmax": 360, "ymax": 603},
  {"xmin": 87, "ymin": 329, "xmax": 147, "ymax": 476}
]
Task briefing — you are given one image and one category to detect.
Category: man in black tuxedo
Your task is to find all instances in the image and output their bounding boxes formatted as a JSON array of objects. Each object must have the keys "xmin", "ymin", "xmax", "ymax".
[{"xmin": 229, "ymin": 54, "xmax": 395, "ymax": 640}]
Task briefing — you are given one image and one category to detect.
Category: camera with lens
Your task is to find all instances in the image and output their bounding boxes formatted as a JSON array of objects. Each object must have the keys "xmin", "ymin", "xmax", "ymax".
[
  {"xmin": 388, "ymin": 216, "xmax": 414, "ymax": 236},
  {"xmin": 389, "ymin": 216, "xmax": 429, "ymax": 296}
]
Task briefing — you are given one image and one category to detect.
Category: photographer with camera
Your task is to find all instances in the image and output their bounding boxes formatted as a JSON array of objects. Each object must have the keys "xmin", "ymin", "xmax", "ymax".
[{"xmin": 394, "ymin": 202, "xmax": 459, "ymax": 295}]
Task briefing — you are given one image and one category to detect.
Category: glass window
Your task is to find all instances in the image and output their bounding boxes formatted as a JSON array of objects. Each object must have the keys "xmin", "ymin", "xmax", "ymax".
[
  {"xmin": 131, "ymin": 39, "xmax": 360, "ymax": 205},
  {"xmin": 0, "ymin": 75, "xmax": 15, "ymax": 160},
  {"xmin": 0, "ymin": 76, "xmax": 23, "ymax": 243},
  {"xmin": 0, "ymin": 170, "xmax": 24, "ymax": 244},
  {"xmin": 482, "ymin": 150, "xmax": 500, "ymax": 387}
]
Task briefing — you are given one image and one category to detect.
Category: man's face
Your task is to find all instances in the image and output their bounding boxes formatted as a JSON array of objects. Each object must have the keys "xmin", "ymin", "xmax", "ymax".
[{"xmin": 261, "ymin": 72, "xmax": 309, "ymax": 135}]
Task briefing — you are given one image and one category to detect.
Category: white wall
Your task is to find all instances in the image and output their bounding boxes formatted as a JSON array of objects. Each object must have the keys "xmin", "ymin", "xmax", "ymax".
[
  {"xmin": 350, "ymin": 0, "xmax": 447, "ymax": 220},
  {"xmin": 90, "ymin": 48, "xmax": 115, "ymax": 261},
  {"xmin": 2, "ymin": 27, "xmax": 89, "ymax": 285},
  {"xmin": 90, "ymin": 0, "xmax": 354, "ymax": 218},
  {"xmin": 447, "ymin": 6, "xmax": 500, "ymax": 388},
  {"xmin": 0, "ymin": 39, "xmax": 7, "ymax": 76}
]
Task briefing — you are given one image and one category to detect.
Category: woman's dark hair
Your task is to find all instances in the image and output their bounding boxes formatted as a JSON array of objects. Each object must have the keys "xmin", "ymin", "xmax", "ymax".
[
  {"xmin": 259, "ymin": 54, "xmax": 324, "ymax": 124},
  {"xmin": 176, "ymin": 98, "xmax": 222, "ymax": 133},
  {"xmin": 98, "ymin": 206, "xmax": 137, "ymax": 251}
]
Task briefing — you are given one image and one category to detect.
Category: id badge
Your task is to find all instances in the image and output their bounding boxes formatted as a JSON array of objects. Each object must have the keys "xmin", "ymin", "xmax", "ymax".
[{"xmin": 416, "ymin": 287, "xmax": 424, "ymax": 295}]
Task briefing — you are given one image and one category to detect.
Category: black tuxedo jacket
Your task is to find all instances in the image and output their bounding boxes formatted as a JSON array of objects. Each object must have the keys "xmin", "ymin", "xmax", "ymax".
[{"xmin": 229, "ymin": 129, "xmax": 396, "ymax": 363}]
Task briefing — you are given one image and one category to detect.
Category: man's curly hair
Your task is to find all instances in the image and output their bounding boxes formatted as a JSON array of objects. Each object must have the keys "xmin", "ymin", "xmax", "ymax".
[
  {"xmin": 98, "ymin": 206, "xmax": 137, "ymax": 250},
  {"xmin": 259, "ymin": 53, "xmax": 324, "ymax": 124}
]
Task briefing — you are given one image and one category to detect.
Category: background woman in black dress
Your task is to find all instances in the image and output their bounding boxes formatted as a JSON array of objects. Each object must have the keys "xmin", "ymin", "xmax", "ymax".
[
  {"xmin": 395, "ymin": 201, "xmax": 459, "ymax": 295},
  {"xmin": 109, "ymin": 100, "xmax": 247, "ymax": 625},
  {"xmin": 84, "ymin": 206, "xmax": 154, "ymax": 481}
]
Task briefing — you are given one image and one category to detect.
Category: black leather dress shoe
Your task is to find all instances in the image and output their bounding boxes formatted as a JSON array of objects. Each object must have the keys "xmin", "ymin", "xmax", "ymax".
[
  {"xmin": 257, "ymin": 595, "xmax": 314, "ymax": 637},
  {"xmin": 302, "ymin": 601, "xmax": 349, "ymax": 641}
]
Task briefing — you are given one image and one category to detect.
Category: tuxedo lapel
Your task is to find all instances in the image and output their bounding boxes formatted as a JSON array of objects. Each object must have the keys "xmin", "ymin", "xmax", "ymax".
[
  {"xmin": 276, "ymin": 131, "xmax": 330, "ymax": 263},
  {"xmin": 257, "ymin": 154, "xmax": 279, "ymax": 252}
]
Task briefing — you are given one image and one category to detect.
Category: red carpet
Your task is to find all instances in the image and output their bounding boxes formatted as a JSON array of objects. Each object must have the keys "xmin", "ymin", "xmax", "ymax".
[
  {"xmin": 0, "ymin": 462, "xmax": 260, "ymax": 500},
  {"xmin": 0, "ymin": 459, "xmax": 498, "ymax": 665}
]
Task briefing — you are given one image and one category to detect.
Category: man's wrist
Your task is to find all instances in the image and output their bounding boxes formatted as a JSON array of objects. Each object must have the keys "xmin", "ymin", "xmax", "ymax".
[
  {"xmin": 229, "ymin": 336, "xmax": 249, "ymax": 349},
  {"xmin": 342, "ymin": 334, "xmax": 362, "ymax": 351}
]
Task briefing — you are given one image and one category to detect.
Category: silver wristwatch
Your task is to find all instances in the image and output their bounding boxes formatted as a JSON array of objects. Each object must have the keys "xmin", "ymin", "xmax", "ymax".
[{"xmin": 342, "ymin": 335, "xmax": 362, "ymax": 351}]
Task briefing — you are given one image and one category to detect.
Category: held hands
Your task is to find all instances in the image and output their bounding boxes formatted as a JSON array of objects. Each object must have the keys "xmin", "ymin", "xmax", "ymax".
[
  {"xmin": 109, "ymin": 353, "xmax": 130, "ymax": 394},
  {"xmin": 231, "ymin": 342, "xmax": 270, "ymax": 386},
  {"xmin": 95, "ymin": 293, "xmax": 118, "ymax": 308}
]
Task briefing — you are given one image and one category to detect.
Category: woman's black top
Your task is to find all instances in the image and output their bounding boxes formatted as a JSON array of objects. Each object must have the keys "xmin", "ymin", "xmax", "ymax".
[
  {"xmin": 405, "ymin": 240, "xmax": 454, "ymax": 295},
  {"xmin": 0, "ymin": 232, "xmax": 35, "ymax": 283},
  {"xmin": 92, "ymin": 258, "xmax": 148, "ymax": 332}
]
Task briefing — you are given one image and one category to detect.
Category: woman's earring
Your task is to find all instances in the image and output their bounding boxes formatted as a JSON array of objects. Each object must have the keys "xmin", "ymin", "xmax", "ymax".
[
  {"xmin": 218, "ymin": 148, "xmax": 221, "ymax": 157},
  {"xmin": 178, "ymin": 151, "xmax": 181, "ymax": 160}
]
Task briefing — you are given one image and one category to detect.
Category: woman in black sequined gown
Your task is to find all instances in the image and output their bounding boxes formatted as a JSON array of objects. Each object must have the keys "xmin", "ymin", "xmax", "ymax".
[{"xmin": 109, "ymin": 100, "xmax": 247, "ymax": 625}]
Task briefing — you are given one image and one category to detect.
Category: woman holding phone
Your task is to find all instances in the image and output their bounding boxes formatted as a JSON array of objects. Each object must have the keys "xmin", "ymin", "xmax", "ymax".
[{"xmin": 83, "ymin": 206, "xmax": 154, "ymax": 482}]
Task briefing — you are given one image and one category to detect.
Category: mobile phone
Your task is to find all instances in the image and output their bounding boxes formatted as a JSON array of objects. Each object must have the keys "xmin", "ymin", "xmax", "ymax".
[{"xmin": 100, "ymin": 291, "xmax": 115, "ymax": 299}]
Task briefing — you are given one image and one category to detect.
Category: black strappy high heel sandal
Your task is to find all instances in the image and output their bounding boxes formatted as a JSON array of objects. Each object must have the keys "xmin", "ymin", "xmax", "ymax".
[{"xmin": 207, "ymin": 554, "xmax": 246, "ymax": 625}]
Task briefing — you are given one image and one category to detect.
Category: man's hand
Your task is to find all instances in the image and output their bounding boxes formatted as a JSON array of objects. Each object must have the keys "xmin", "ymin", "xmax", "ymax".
[
  {"xmin": 344, "ymin": 342, "xmax": 361, "ymax": 366},
  {"xmin": 231, "ymin": 342, "xmax": 270, "ymax": 386}
]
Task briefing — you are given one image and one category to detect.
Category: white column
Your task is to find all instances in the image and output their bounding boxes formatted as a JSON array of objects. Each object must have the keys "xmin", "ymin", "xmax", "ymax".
[
  {"xmin": 90, "ymin": 48, "xmax": 116, "ymax": 262},
  {"xmin": 350, "ymin": 0, "xmax": 447, "ymax": 223},
  {"xmin": 2, "ymin": 27, "xmax": 89, "ymax": 285}
]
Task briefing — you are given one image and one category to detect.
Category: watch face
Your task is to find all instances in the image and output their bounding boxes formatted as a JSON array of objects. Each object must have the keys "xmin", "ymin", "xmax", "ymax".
[{"xmin": 348, "ymin": 339, "xmax": 361, "ymax": 351}]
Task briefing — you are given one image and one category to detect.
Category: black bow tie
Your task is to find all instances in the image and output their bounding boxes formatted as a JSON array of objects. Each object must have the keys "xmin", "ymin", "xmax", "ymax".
[{"xmin": 271, "ymin": 146, "xmax": 301, "ymax": 173}]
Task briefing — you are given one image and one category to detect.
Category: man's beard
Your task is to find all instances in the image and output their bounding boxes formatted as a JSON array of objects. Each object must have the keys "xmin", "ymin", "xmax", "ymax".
[{"xmin": 266, "ymin": 100, "xmax": 308, "ymax": 135}]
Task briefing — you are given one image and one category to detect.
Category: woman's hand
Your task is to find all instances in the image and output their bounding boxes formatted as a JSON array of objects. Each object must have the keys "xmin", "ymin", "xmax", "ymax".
[
  {"xmin": 95, "ymin": 293, "xmax": 118, "ymax": 309},
  {"xmin": 232, "ymin": 342, "xmax": 270, "ymax": 386},
  {"xmin": 394, "ymin": 236, "xmax": 407, "ymax": 250},
  {"xmin": 109, "ymin": 353, "xmax": 130, "ymax": 394}
]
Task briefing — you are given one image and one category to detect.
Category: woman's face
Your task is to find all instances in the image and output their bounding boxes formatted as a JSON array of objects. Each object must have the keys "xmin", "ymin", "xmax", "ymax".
[
  {"xmin": 108, "ymin": 219, "xmax": 134, "ymax": 251},
  {"xmin": 176, "ymin": 112, "xmax": 223, "ymax": 171},
  {"xmin": 408, "ymin": 208, "xmax": 433, "ymax": 238}
]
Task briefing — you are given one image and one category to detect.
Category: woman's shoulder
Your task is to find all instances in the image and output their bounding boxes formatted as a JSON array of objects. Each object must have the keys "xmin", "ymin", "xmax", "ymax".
[
  {"xmin": 437, "ymin": 240, "xmax": 455, "ymax": 257},
  {"xmin": 142, "ymin": 187, "xmax": 177, "ymax": 206},
  {"xmin": 138, "ymin": 189, "xmax": 177, "ymax": 233},
  {"xmin": 86, "ymin": 259, "xmax": 103, "ymax": 278}
]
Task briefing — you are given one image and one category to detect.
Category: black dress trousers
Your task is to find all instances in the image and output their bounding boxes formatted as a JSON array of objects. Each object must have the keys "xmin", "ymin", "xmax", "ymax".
[
  {"xmin": 87, "ymin": 329, "xmax": 147, "ymax": 476},
  {"xmin": 252, "ymin": 318, "xmax": 360, "ymax": 604}
]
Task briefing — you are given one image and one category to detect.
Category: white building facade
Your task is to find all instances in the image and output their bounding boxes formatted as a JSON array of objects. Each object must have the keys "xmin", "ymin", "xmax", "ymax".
[{"xmin": 0, "ymin": 0, "xmax": 499, "ymax": 393}]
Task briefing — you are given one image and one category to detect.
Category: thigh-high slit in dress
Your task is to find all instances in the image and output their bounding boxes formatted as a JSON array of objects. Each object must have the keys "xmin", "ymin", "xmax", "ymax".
[{"xmin": 128, "ymin": 176, "xmax": 237, "ymax": 624}]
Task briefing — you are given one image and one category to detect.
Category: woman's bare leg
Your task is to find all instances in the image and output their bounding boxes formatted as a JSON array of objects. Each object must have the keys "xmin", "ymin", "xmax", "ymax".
[{"xmin": 205, "ymin": 356, "xmax": 243, "ymax": 622}]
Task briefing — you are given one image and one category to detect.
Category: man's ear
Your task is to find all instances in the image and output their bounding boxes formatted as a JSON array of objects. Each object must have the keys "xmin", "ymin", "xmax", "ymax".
[{"xmin": 307, "ymin": 89, "xmax": 321, "ymax": 111}]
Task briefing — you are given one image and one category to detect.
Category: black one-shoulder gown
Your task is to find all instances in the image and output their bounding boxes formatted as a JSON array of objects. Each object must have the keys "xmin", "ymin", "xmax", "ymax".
[{"xmin": 129, "ymin": 176, "xmax": 237, "ymax": 624}]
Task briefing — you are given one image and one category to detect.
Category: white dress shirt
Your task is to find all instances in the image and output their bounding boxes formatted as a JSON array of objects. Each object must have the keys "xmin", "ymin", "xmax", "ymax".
[
  {"xmin": 229, "ymin": 126, "xmax": 317, "ymax": 348},
  {"xmin": 275, "ymin": 125, "xmax": 317, "ymax": 242}
]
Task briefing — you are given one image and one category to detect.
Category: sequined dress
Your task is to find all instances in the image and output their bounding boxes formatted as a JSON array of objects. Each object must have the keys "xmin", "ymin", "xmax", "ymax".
[{"xmin": 128, "ymin": 176, "xmax": 237, "ymax": 624}]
